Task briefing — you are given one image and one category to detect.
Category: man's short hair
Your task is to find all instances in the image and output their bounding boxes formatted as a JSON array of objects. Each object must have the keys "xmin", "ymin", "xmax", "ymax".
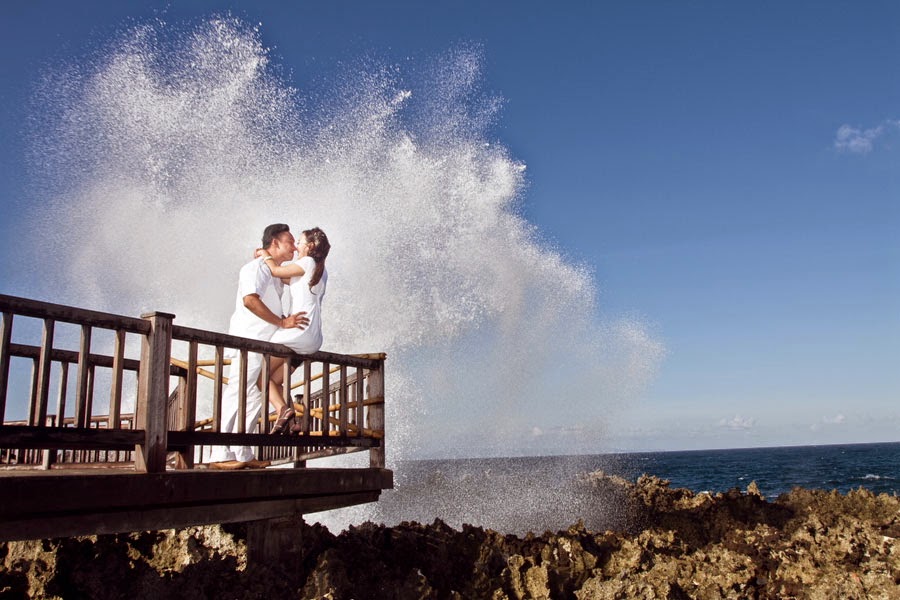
[{"xmin": 262, "ymin": 223, "xmax": 290, "ymax": 248}]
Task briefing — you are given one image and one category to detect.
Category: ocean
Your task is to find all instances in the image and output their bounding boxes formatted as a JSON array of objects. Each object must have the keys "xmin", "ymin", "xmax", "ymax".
[
  {"xmin": 358, "ymin": 441, "xmax": 900, "ymax": 535},
  {"xmin": 616, "ymin": 441, "xmax": 900, "ymax": 498}
]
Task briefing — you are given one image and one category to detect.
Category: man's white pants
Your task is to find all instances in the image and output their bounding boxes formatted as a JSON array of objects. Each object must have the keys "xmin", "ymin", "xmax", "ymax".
[{"xmin": 209, "ymin": 352, "xmax": 266, "ymax": 463}]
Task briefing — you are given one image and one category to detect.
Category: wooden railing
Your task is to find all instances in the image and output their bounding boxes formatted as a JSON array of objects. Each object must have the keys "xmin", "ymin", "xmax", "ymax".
[{"xmin": 0, "ymin": 294, "xmax": 385, "ymax": 473}]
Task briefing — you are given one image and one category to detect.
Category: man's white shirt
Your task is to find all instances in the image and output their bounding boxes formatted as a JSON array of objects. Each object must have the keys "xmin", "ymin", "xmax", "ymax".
[{"xmin": 227, "ymin": 257, "xmax": 283, "ymax": 343}]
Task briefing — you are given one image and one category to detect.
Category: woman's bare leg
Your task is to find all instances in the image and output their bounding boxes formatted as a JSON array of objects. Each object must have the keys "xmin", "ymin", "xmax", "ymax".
[{"xmin": 257, "ymin": 356, "xmax": 288, "ymax": 414}]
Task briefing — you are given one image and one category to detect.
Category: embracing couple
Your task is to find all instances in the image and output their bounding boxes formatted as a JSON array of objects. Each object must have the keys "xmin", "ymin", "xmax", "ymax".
[{"xmin": 210, "ymin": 223, "xmax": 330, "ymax": 470}]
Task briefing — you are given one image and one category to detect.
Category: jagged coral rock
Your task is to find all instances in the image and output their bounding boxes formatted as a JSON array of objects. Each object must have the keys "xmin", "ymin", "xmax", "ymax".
[{"xmin": 2, "ymin": 473, "xmax": 899, "ymax": 599}]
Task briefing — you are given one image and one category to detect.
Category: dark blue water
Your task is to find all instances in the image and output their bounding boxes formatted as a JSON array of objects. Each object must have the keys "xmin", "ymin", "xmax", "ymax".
[
  {"xmin": 370, "ymin": 442, "xmax": 900, "ymax": 534},
  {"xmin": 616, "ymin": 442, "xmax": 900, "ymax": 498}
]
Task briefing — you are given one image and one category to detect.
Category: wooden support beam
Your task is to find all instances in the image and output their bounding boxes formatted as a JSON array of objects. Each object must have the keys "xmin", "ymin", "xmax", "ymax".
[
  {"xmin": 134, "ymin": 312, "xmax": 174, "ymax": 473},
  {"xmin": 188, "ymin": 397, "xmax": 381, "ymax": 433},
  {"xmin": 108, "ymin": 329, "xmax": 126, "ymax": 430},
  {"xmin": 301, "ymin": 360, "xmax": 311, "ymax": 435},
  {"xmin": 0, "ymin": 294, "xmax": 150, "ymax": 334},
  {"xmin": 7, "ymin": 342, "xmax": 144, "ymax": 372},
  {"xmin": 321, "ymin": 362, "xmax": 330, "ymax": 438},
  {"xmin": 181, "ymin": 341, "xmax": 198, "ymax": 468},
  {"xmin": 247, "ymin": 514, "xmax": 307, "ymax": 564},
  {"xmin": 0, "ymin": 312, "xmax": 11, "ymax": 422},
  {"xmin": 260, "ymin": 354, "xmax": 271, "ymax": 435},
  {"xmin": 32, "ymin": 319, "xmax": 55, "ymax": 427},
  {"xmin": 339, "ymin": 365, "xmax": 348, "ymax": 435},
  {"xmin": 55, "ymin": 362, "xmax": 69, "ymax": 428},
  {"xmin": 166, "ymin": 430, "xmax": 379, "ymax": 450},
  {"xmin": 289, "ymin": 363, "xmax": 342, "ymax": 390},
  {"xmin": 213, "ymin": 345, "xmax": 224, "ymax": 432},
  {"xmin": 0, "ymin": 490, "xmax": 382, "ymax": 542},
  {"xmin": 282, "ymin": 360, "xmax": 291, "ymax": 416},
  {"xmin": 0, "ymin": 467, "xmax": 392, "ymax": 521},
  {"xmin": 293, "ymin": 446, "xmax": 368, "ymax": 462},
  {"xmin": 171, "ymin": 357, "xmax": 228, "ymax": 385},
  {"xmin": 75, "ymin": 325, "xmax": 92, "ymax": 428},
  {"xmin": 27, "ymin": 358, "xmax": 38, "ymax": 426},
  {"xmin": 368, "ymin": 360, "xmax": 385, "ymax": 469},
  {"xmin": 237, "ymin": 349, "xmax": 248, "ymax": 434},
  {"xmin": 84, "ymin": 365, "xmax": 95, "ymax": 431},
  {"xmin": 170, "ymin": 324, "xmax": 381, "ymax": 370},
  {"xmin": 0, "ymin": 425, "xmax": 144, "ymax": 449},
  {"xmin": 356, "ymin": 367, "xmax": 364, "ymax": 437},
  {"xmin": 314, "ymin": 414, "xmax": 383, "ymax": 439},
  {"xmin": 169, "ymin": 358, "xmax": 357, "ymax": 391}
]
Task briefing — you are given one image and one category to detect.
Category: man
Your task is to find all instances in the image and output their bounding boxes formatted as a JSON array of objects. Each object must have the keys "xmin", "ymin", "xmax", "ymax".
[{"xmin": 209, "ymin": 223, "xmax": 309, "ymax": 469}]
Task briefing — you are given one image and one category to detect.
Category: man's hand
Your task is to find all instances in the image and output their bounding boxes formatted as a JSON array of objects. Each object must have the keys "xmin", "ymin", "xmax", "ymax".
[
  {"xmin": 281, "ymin": 311, "xmax": 310, "ymax": 330},
  {"xmin": 244, "ymin": 294, "xmax": 307, "ymax": 329}
]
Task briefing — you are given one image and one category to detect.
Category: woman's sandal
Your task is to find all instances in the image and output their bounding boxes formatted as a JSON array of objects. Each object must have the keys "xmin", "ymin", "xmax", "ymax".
[
  {"xmin": 287, "ymin": 394, "xmax": 304, "ymax": 436},
  {"xmin": 270, "ymin": 406, "xmax": 295, "ymax": 435}
]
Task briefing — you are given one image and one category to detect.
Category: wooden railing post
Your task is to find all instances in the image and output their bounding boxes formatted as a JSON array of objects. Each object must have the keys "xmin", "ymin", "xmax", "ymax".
[
  {"xmin": 367, "ymin": 359, "xmax": 385, "ymax": 469},
  {"xmin": 301, "ymin": 360, "xmax": 311, "ymax": 435},
  {"xmin": 108, "ymin": 329, "xmax": 126, "ymax": 429},
  {"xmin": 31, "ymin": 318, "xmax": 55, "ymax": 427},
  {"xmin": 75, "ymin": 325, "xmax": 92, "ymax": 428},
  {"xmin": 339, "ymin": 365, "xmax": 348, "ymax": 435},
  {"xmin": 0, "ymin": 312, "xmax": 12, "ymax": 422},
  {"xmin": 321, "ymin": 362, "xmax": 330, "ymax": 437},
  {"xmin": 135, "ymin": 311, "xmax": 174, "ymax": 473},
  {"xmin": 212, "ymin": 345, "xmax": 224, "ymax": 432}
]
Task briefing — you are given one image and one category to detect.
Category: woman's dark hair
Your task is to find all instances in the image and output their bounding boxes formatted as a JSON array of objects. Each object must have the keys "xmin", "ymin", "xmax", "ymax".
[{"xmin": 303, "ymin": 227, "xmax": 330, "ymax": 289}]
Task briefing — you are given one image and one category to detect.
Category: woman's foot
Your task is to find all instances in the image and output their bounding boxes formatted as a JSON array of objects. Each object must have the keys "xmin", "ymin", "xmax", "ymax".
[{"xmin": 271, "ymin": 406, "xmax": 295, "ymax": 435}]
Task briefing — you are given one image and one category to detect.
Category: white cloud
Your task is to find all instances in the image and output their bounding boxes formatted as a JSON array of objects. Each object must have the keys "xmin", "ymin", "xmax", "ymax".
[
  {"xmin": 718, "ymin": 415, "xmax": 755, "ymax": 430},
  {"xmin": 834, "ymin": 120, "xmax": 900, "ymax": 154},
  {"xmin": 560, "ymin": 424, "xmax": 585, "ymax": 435},
  {"xmin": 810, "ymin": 413, "xmax": 846, "ymax": 432},
  {"xmin": 527, "ymin": 424, "xmax": 586, "ymax": 438}
]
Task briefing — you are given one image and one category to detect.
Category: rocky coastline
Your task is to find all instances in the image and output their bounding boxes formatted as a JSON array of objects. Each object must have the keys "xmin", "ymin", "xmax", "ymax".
[{"xmin": 2, "ymin": 472, "xmax": 898, "ymax": 599}]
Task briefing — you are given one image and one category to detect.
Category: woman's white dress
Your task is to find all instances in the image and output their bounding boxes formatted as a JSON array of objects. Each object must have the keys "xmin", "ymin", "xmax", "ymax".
[{"xmin": 269, "ymin": 255, "xmax": 326, "ymax": 353}]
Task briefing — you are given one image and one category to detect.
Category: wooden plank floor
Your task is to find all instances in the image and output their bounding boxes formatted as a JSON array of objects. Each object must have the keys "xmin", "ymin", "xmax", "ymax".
[{"xmin": 0, "ymin": 467, "xmax": 393, "ymax": 541}]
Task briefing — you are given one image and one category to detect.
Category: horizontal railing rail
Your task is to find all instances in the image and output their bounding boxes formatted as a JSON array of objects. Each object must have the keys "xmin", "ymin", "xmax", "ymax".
[
  {"xmin": 0, "ymin": 293, "xmax": 385, "ymax": 473},
  {"xmin": 0, "ymin": 294, "xmax": 151, "ymax": 333}
]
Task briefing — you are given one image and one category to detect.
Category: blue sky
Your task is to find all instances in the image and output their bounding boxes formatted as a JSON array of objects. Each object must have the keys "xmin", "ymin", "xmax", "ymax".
[{"xmin": 1, "ymin": 1, "xmax": 897, "ymax": 452}]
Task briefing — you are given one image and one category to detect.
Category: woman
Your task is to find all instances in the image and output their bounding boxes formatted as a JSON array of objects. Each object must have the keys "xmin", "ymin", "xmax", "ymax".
[{"xmin": 259, "ymin": 227, "xmax": 330, "ymax": 434}]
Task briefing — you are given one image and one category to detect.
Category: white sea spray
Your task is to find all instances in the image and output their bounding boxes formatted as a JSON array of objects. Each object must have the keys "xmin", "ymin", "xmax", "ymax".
[{"xmin": 24, "ymin": 16, "xmax": 665, "ymax": 529}]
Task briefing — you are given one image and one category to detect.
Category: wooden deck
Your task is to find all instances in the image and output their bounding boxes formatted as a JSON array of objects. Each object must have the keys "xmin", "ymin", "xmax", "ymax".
[
  {"xmin": 0, "ymin": 294, "xmax": 392, "ymax": 546},
  {"xmin": 0, "ymin": 466, "xmax": 392, "ymax": 541}
]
